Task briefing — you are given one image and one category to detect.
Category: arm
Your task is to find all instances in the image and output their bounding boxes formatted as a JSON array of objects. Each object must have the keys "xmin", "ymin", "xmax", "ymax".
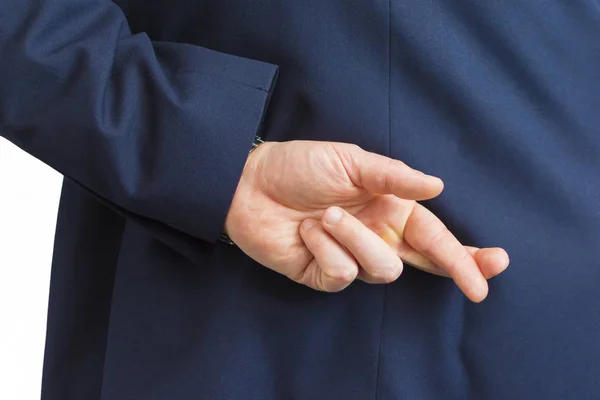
[{"xmin": 0, "ymin": 0, "xmax": 277, "ymax": 244}]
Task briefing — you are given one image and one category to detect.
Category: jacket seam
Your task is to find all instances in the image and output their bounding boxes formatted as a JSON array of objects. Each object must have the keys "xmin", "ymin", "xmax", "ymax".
[
  {"xmin": 374, "ymin": 285, "xmax": 388, "ymax": 400},
  {"xmin": 375, "ymin": 2, "xmax": 392, "ymax": 398}
]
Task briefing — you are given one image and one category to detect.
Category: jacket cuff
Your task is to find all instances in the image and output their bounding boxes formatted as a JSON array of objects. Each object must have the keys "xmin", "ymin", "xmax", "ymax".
[{"xmin": 169, "ymin": 59, "xmax": 278, "ymax": 243}]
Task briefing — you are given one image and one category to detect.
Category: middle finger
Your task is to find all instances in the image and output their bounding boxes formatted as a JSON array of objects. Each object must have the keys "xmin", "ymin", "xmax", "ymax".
[{"xmin": 321, "ymin": 206, "xmax": 404, "ymax": 284}]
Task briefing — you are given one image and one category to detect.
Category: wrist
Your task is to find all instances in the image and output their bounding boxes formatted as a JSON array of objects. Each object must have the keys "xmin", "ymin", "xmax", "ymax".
[{"xmin": 219, "ymin": 136, "xmax": 267, "ymax": 245}]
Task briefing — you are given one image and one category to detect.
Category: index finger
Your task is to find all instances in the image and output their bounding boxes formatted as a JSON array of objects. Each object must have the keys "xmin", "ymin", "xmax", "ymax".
[{"xmin": 403, "ymin": 203, "xmax": 489, "ymax": 302}]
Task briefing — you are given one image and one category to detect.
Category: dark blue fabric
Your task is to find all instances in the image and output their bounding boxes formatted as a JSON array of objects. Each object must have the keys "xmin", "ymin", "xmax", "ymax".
[{"xmin": 1, "ymin": 1, "xmax": 599, "ymax": 399}]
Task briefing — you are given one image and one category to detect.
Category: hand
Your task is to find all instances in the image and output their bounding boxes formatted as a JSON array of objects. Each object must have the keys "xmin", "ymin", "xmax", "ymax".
[{"xmin": 225, "ymin": 141, "xmax": 509, "ymax": 302}]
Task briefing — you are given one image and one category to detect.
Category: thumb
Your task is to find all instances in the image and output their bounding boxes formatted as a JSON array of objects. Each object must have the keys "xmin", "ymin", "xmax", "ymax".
[{"xmin": 339, "ymin": 144, "xmax": 444, "ymax": 200}]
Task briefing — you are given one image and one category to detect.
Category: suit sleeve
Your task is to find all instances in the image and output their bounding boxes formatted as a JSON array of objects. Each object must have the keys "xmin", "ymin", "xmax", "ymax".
[{"xmin": 0, "ymin": 0, "xmax": 278, "ymax": 244}]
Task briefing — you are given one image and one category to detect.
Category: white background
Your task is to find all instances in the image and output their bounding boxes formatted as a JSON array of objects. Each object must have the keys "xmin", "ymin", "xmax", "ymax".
[{"xmin": 0, "ymin": 138, "xmax": 62, "ymax": 400}]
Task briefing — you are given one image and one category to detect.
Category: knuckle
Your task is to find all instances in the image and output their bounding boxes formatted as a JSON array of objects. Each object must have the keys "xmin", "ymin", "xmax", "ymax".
[
  {"xmin": 423, "ymin": 226, "xmax": 450, "ymax": 255},
  {"xmin": 369, "ymin": 259, "xmax": 403, "ymax": 283},
  {"xmin": 368, "ymin": 172, "xmax": 385, "ymax": 191},
  {"xmin": 382, "ymin": 158, "xmax": 397, "ymax": 192},
  {"xmin": 310, "ymin": 235, "xmax": 327, "ymax": 252},
  {"xmin": 388, "ymin": 158, "xmax": 408, "ymax": 174},
  {"xmin": 382, "ymin": 159, "xmax": 408, "ymax": 193},
  {"xmin": 329, "ymin": 266, "xmax": 358, "ymax": 284},
  {"xmin": 344, "ymin": 143, "xmax": 362, "ymax": 154},
  {"xmin": 447, "ymin": 251, "xmax": 471, "ymax": 275},
  {"xmin": 388, "ymin": 158, "xmax": 404, "ymax": 170},
  {"xmin": 383, "ymin": 172, "xmax": 393, "ymax": 194}
]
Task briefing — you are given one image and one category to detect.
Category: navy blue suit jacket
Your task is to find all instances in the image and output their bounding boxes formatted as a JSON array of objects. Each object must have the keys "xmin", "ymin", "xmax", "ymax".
[{"xmin": 1, "ymin": 1, "xmax": 599, "ymax": 399}]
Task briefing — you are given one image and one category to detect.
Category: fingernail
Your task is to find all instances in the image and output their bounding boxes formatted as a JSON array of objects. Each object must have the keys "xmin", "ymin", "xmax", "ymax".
[
  {"xmin": 302, "ymin": 219, "xmax": 317, "ymax": 231},
  {"xmin": 324, "ymin": 207, "xmax": 343, "ymax": 225}
]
